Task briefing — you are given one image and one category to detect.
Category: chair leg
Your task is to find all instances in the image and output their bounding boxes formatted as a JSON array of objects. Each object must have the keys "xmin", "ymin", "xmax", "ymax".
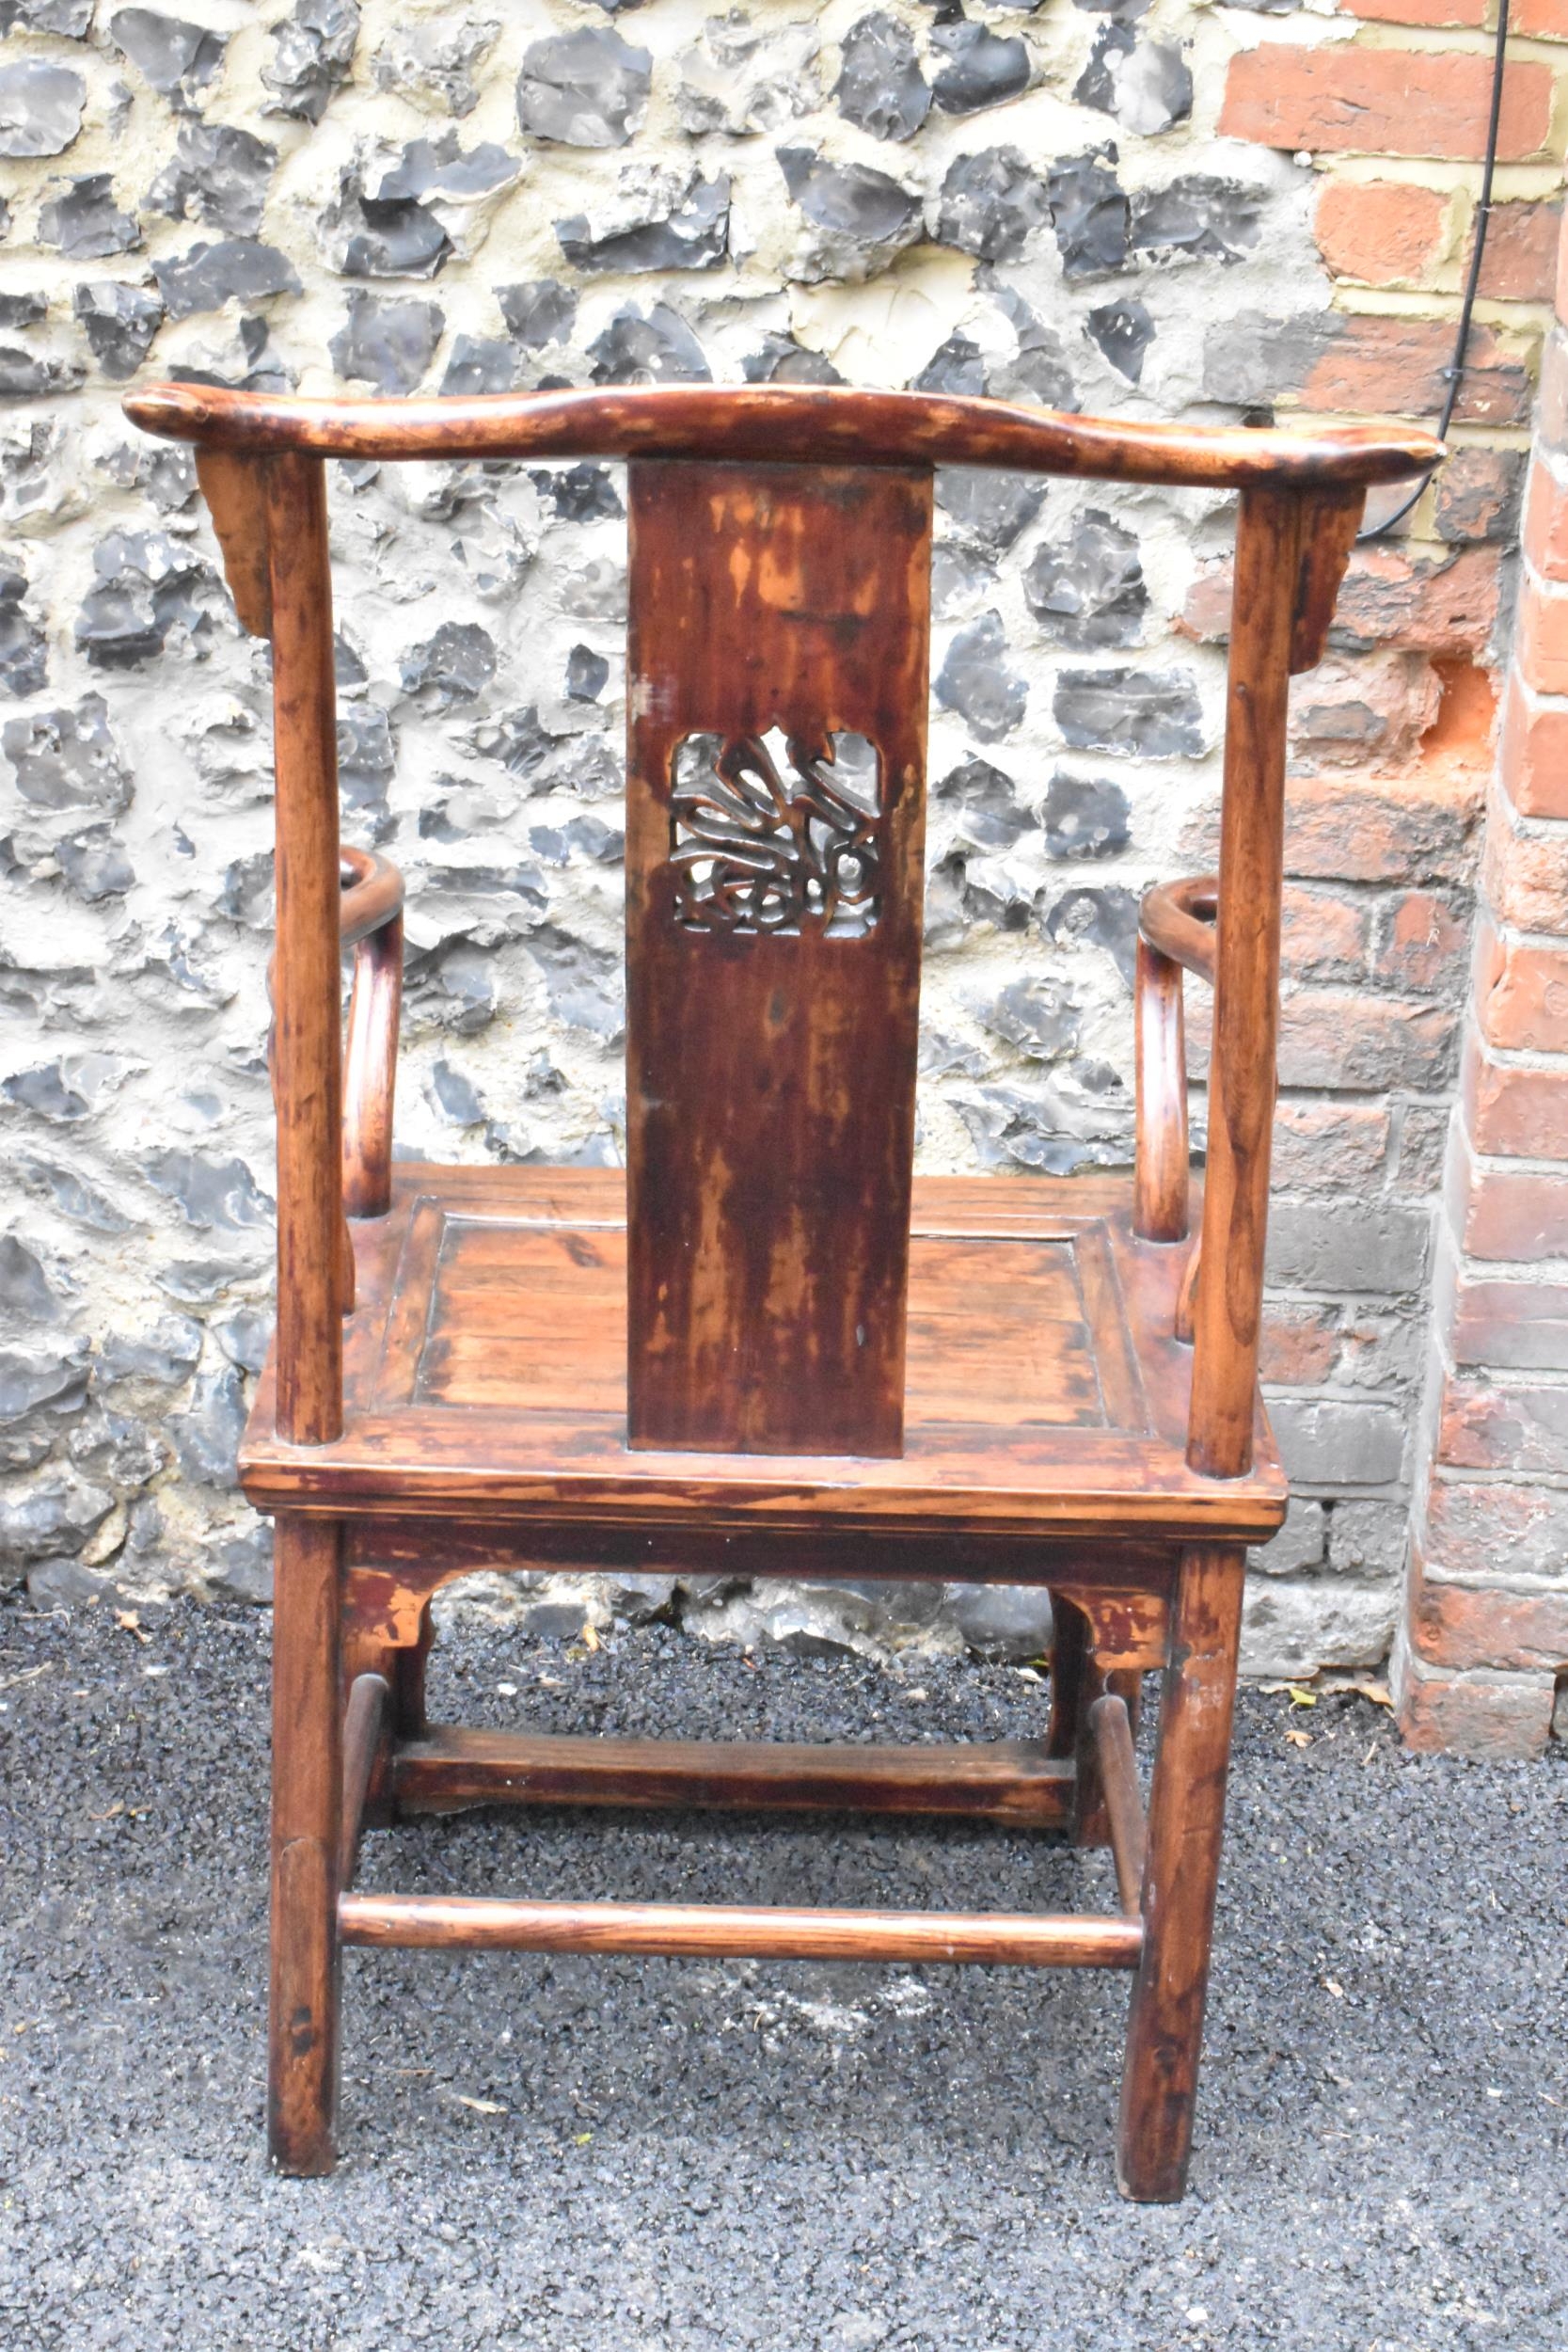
[
  {"xmin": 1049, "ymin": 1597, "xmax": 1140, "ymax": 1848},
  {"xmin": 269, "ymin": 1516, "xmax": 343, "ymax": 2176},
  {"xmin": 1117, "ymin": 1544, "xmax": 1244, "ymax": 2203}
]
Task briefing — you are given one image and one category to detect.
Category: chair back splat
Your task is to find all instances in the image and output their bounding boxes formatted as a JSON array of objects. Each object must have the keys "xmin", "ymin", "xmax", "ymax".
[
  {"xmin": 626, "ymin": 459, "xmax": 931, "ymax": 1455},
  {"xmin": 122, "ymin": 380, "xmax": 1440, "ymax": 2203}
]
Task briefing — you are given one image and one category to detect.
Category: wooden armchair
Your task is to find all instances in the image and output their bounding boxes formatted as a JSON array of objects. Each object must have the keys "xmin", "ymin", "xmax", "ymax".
[{"xmin": 125, "ymin": 381, "xmax": 1434, "ymax": 2201}]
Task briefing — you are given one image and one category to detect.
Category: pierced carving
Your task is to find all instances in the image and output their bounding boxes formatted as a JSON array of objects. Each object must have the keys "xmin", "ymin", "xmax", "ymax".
[{"xmin": 670, "ymin": 727, "xmax": 882, "ymax": 938}]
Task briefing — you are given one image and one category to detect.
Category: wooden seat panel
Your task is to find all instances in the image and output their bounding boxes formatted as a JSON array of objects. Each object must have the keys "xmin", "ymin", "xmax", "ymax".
[{"xmin": 240, "ymin": 1165, "xmax": 1286, "ymax": 1542}]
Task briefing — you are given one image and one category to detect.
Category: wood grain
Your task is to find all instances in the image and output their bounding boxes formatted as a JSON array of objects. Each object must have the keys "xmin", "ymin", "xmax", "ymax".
[
  {"xmin": 340, "ymin": 846, "xmax": 403, "ymax": 1222},
  {"xmin": 1187, "ymin": 489, "xmax": 1299, "ymax": 1480},
  {"xmin": 133, "ymin": 379, "xmax": 1367, "ymax": 2201},
  {"xmin": 1090, "ymin": 1694, "xmax": 1148, "ymax": 1916},
  {"xmin": 196, "ymin": 447, "xmax": 271, "ymax": 635},
  {"xmin": 1117, "ymin": 1545, "xmax": 1245, "ymax": 2201},
  {"xmin": 129, "ymin": 381, "xmax": 1440, "ymax": 491},
  {"xmin": 1133, "ymin": 938, "xmax": 1189, "ymax": 1246},
  {"xmin": 265, "ymin": 453, "xmax": 343, "ymax": 1442},
  {"xmin": 337, "ymin": 1671, "xmax": 388, "ymax": 1890},
  {"xmin": 393, "ymin": 1727, "xmax": 1074, "ymax": 1826},
  {"xmin": 1139, "ymin": 876, "xmax": 1217, "ymax": 981},
  {"xmin": 268, "ymin": 1517, "xmax": 341, "ymax": 2175},
  {"xmin": 1173, "ymin": 1242, "xmax": 1201, "ymax": 1349},
  {"xmin": 338, "ymin": 845, "xmax": 403, "ymax": 946},
  {"xmin": 1290, "ymin": 486, "xmax": 1367, "ymax": 673},
  {"xmin": 418, "ymin": 1221, "xmax": 1129, "ymax": 1430},
  {"xmin": 343, "ymin": 1545, "xmax": 1170, "ymax": 1677},
  {"xmin": 339, "ymin": 1892, "xmax": 1145, "ymax": 1969},
  {"xmin": 626, "ymin": 458, "xmax": 931, "ymax": 1456},
  {"xmin": 240, "ymin": 1168, "xmax": 1287, "ymax": 1543}
]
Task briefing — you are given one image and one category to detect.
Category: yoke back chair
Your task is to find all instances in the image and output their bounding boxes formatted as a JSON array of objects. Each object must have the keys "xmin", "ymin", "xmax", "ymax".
[{"xmin": 126, "ymin": 380, "xmax": 1434, "ymax": 2201}]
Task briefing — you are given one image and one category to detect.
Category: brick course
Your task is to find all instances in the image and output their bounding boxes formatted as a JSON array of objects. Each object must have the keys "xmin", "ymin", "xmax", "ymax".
[
  {"xmin": 1314, "ymin": 183, "xmax": 1559, "ymax": 300},
  {"xmin": 1372, "ymin": 889, "xmax": 1473, "ymax": 991},
  {"xmin": 1395, "ymin": 1647, "xmax": 1558, "ymax": 1756},
  {"xmin": 1463, "ymin": 1038, "xmax": 1568, "ymax": 1155},
  {"xmin": 1220, "ymin": 47, "xmax": 1559, "ymax": 163},
  {"xmin": 1481, "ymin": 787, "xmax": 1568, "ymax": 932},
  {"xmin": 1281, "ymin": 768, "xmax": 1485, "ymax": 885},
  {"xmin": 1473, "ymin": 917, "xmax": 1568, "ymax": 1050},
  {"xmin": 1497, "ymin": 675, "xmax": 1568, "ymax": 820},
  {"xmin": 1513, "ymin": 0, "xmax": 1568, "ymax": 38},
  {"xmin": 1447, "ymin": 1265, "xmax": 1568, "ymax": 1363},
  {"xmin": 1208, "ymin": 311, "xmax": 1534, "ymax": 426},
  {"xmin": 1315, "ymin": 179, "xmax": 1451, "ymax": 286},
  {"xmin": 1342, "ymin": 0, "xmax": 1489, "ymax": 26},
  {"xmin": 1437, "ymin": 1374, "xmax": 1568, "ymax": 1474},
  {"xmin": 1514, "ymin": 567, "xmax": 1568, "ymax": 697},
  {"xmin": 1447, "ymin": 1128, "xmax": 1568, "ymax": 1256}
]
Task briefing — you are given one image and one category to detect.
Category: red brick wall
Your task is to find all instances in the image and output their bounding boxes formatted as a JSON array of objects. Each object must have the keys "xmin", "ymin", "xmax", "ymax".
[
  {"xmin": 1395, "ymin": 189, "xmax": 1568, "ymax": 1757},
  {"xmin": 1215, "ymin": 8, "xmax": 1566, "ymax": 1704}
]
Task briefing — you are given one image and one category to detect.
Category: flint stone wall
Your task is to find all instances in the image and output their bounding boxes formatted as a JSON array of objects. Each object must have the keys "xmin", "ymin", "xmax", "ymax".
[{"xmin": 0, "ymin": 0, "xmax": 1546, "ymax": 1681}]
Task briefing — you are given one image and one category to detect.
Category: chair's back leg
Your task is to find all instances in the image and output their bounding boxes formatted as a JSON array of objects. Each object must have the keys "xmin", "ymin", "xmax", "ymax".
[
  {"xmin": 260, "ymin": 435, "xmax": 348, "ymax": 2175},
  {"xmin": 1048, "ymin": 1597, "xmax": 1142, "ymax": 1846},
  {"xmin": 269, "ymin": 1515, "xmax": 343, "ymax": 2174},
  {"xmin": 1116, "ymin": 1543, "xmax": 1245, "ymax": 2202}
]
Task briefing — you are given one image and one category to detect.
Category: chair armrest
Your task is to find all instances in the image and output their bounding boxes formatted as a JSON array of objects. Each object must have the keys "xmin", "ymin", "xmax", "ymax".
[
  {"xmin": 1140, "ymin": 875, "xmax": 1216, "ymax": 982},
  {"xmin": 1132, "ymin": 877, "xmax": 1216, "ymax": 1248},
  {"xmin": 340, "ymin": 848, "xmax": 404, "ymax": 1220}
]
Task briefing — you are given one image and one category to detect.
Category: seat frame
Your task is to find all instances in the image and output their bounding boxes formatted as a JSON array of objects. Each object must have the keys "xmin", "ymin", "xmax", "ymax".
[{"xmin": 125, "ymin": 381, "xmax": 1436, "ymax": 2202}]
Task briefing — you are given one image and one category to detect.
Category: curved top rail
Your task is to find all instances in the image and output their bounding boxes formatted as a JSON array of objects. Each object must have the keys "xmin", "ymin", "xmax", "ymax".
[{"xmin": 124, "ymin": 382, "xmax": 1440, "ymax": 491}]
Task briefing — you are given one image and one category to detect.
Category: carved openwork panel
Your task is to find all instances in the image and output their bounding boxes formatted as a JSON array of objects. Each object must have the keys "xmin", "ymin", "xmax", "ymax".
[{"xmin": 670, "ymin": 727, "xmax": 881, "ymax": 939}]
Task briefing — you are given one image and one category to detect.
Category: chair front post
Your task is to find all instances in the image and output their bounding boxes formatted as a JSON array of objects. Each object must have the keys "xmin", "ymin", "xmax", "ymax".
[
  {"xmin": 268, "ymin": 1515, "xmax": 343, "ymax": 2172},
  {"xmin": 1186, "ymin": 485, "xmax": 1302, "ymax": 1480},
  {"xmin": 1120, "ymin": 488, "xmax": 1303, "ymax": 2199},
  {"xmin": 263, "ymin": 449, "xmax": 345, "ymax": 2172},
  {"xmin": 1117, "ymin": 1541, "xmax": 1246, "ymax": 2201}
]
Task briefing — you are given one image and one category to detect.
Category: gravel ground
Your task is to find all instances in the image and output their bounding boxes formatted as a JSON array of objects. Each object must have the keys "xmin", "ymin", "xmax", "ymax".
[{"xmin": 0, "ymin": 1593, "xmax": 1563, "ymax": 2352}]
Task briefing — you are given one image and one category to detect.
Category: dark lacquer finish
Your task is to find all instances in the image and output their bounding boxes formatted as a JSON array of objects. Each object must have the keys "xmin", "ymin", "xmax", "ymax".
[
  {"xmin": 339, "ymin": 1893, "xmax": 1144, "ymax": 1969},
  {"xmin": 124, "ymin": 374, "xmax": 1433, "ymax": 2202},
  {"xmin": 625, "ymin": 460, "xmax": 931, "ymax": 1455},
  {"xmin": 338, "ymin": 848, "xmax": 402, "ymax": 1221},
  {"xmin": 128, "ymin": 381, "xmax": 1438, "ymax": 489}
]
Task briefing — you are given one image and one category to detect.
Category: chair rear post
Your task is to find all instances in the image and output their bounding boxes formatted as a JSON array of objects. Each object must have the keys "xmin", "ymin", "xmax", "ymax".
[
  {"xmin": 1185, "ymin": 486, "xmax": 1302, "ymax": 1481},
  {"xmin": 265, "ymin": 450, "xmax": 344, "ymax": 1446}
]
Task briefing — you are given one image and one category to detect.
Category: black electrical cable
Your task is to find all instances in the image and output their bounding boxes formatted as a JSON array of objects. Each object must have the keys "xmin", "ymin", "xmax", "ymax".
[{"xmin": 1359, "ymin": 0, "xmax": 1513, "ymax": 540}]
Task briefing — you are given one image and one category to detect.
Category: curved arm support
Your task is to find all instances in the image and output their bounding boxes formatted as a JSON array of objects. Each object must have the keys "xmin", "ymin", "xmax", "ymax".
[
  {"xmin": 339, "ymin": 847, "xmax": 404, "ymax": 1221},
  {"xmin": 1140, "ymin": 874, "xmax": 1216, "ymax": 981},
  {"xmin": 1132, "ymin": 878, "xmax": 1217, "ymax": 1248}
]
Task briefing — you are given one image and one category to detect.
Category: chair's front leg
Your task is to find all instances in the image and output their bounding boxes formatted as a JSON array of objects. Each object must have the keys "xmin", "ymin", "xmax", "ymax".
[
  {"xmin": 1117, "ymin": 1543, "xmax": 1244, "ymax": 2202},
  {"xmin": 269, "ymin": 1515, "xmax": 343, "ymax": 2175}
]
